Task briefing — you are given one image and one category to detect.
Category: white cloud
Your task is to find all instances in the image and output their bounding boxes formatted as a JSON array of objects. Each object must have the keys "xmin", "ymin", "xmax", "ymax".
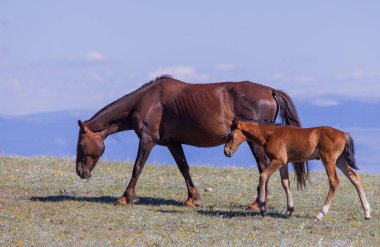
[
  {"xmin": 83, "ymin": 51, "xmax": 107, "ymax": 62},
  {"xmin": 149, "ymin": 66, "xmax": 209, "ymax": 82}
]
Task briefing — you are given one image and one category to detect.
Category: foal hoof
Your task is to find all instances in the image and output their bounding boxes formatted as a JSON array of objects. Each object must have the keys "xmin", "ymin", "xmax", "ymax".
[
  {"xmin": 364, "ymin": 210, "xmax": 371, "ymax": 220},
  {"xmin": 284, "ymin": 208, "xmax": 294, "ymax": 218},
  {"xmin": 316, "ymin": 213, "xmax": 324, "ymax": 221}
]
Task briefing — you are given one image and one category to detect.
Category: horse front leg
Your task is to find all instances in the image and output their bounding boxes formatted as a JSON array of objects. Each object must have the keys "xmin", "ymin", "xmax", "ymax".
[
  {"xmin": 279, "ymin": 164, "xmax": 294, "ymax": 218},
  {"xmin": 247, "ymin": 142, "xmax": 269, "ymax": 211},
  {"xmin": 116, "ymin": 136, "xmax": 155, "ymax": 205},
  {"xmin": 168, "ymin": 144, "xmax": 201, "ymax": 207}
]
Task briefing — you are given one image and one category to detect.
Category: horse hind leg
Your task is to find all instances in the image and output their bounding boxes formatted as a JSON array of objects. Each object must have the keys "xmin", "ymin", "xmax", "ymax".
[
  {"xmin": 279, "ymin": 164, "xmax": 294, "ymax": 218},
  {"xmin": 316, "ymin": 157, "xmax": 340, "ymax": 220},
  {"xmin": 168, "ymin": 144, "xmax": 201, "ymax": 207},
  {"xmin": 336, "ymin": 156, "xmax": 371, "ymax": 219}
]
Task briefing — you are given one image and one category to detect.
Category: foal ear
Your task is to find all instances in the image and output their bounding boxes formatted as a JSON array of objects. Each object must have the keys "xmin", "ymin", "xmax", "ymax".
[
  {"xmin": 78, "ymin": 120, "xmax": 88, "ymax": 133},
  {"xmin": 231, "ymin": 117, "xmax": 239, "ymax": 128}
]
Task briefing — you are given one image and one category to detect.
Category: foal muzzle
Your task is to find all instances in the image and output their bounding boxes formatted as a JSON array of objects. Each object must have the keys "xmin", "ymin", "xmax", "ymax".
[{"xmin": 224, "ymin": 147, "xmax": 234, "ymax": 157}]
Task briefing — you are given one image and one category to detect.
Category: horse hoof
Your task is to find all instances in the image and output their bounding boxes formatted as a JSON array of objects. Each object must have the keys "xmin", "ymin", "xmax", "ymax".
[
  {"xmin": 115, "ymin": 197, "xmax": 128, "ymax": 206},
  {"xmin": 247, "ymin": 203, "xmax": 260, "ymax": 212},
  {"xmin": 365, "ymin": 216, "xmax": 371, "ymax": 220},
  {"xmin": 260, "ymin": 209, "xmax": 267, "ymax": 217}
]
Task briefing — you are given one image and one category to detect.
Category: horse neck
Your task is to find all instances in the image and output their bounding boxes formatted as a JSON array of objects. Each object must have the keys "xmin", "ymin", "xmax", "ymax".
[
  {"xmin": 84, "ymin": 94, "xmax": 139, "ymax": 137},
  {"xmin": 84, "ymin": 76, "xmax": 167, "ymax": 137},
  {"xmin": 241, "ymin": 122, "xmax": 269, "ymax": 146}
]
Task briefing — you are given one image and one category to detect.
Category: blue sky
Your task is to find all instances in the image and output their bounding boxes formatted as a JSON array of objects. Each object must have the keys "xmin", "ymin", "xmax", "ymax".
[{"xmin": 0, "ymin": 1, "xmax": 380, "ymax": 115}]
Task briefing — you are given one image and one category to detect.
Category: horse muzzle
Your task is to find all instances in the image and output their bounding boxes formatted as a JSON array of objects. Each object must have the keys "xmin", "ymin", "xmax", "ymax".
[{"xmin": 76, "ymin": 168, "xmax": 92, "ymax": 179}]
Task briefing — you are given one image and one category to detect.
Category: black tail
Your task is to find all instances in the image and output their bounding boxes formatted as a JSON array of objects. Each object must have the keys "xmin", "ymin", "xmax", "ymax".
[
  {"xmin": 273, "ymin": 89, "xmax": 310, "ymax": 189},
  {"xmin": 344, "ymin": 134, "xmax": 359, "ymax": 170}
]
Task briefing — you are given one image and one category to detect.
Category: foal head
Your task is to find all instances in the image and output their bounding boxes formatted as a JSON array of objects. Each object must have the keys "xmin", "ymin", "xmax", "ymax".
[
  {"xmin": 224, "ymin": 118, "xmax": 246, "ymax": 157},
  {"xmin": 76, "ymin": 120, "xmax": 105, "ymax": 179}
]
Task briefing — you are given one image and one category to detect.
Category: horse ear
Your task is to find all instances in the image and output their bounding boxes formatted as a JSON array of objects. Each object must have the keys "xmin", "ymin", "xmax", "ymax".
[{"xmin": 78, "ymin": 120, "xmax": 88, "ymax": 132}]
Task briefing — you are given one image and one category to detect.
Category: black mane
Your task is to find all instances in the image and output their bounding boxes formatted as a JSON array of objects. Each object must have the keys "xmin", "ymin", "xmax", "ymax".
[{"xmin": 85, "ymin": 75, "xmax": 173, "ymax": 126}]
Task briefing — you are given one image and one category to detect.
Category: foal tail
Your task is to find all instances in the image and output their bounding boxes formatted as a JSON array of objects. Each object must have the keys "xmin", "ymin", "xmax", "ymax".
[
  {"xmin": 344, "ymin": 134, "xmax": 359, "ymax": 170},
  {"xmin": 273, "ymin": 89, "xmax": 310, "ymax": 189}
]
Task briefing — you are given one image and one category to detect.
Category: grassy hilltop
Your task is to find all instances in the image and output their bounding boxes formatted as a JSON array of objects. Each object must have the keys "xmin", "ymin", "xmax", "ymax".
[{"xmin": 0, "ymin": 156, "xmax": 379, "ymax": 246}]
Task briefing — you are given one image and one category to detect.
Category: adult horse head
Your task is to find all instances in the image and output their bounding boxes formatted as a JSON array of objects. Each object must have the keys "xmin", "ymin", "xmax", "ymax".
[{"xmin": 76, "ymin": 120, "xmax": 105, "ymax": 179}]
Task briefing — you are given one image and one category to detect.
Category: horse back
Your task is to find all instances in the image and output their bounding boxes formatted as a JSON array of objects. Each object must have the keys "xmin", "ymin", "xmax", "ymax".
[{"xmin": 135, "ymin": 78, "xmax": 278, "ymax": 146}]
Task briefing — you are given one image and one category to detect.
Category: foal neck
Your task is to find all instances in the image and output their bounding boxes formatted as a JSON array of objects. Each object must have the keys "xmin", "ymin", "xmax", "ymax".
[{"xmin": 240, "ymin": 122, "xmax": 270, "ymax": 146}]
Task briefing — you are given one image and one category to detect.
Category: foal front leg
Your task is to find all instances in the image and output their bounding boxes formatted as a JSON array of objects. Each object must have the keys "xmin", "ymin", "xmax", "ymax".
[
  {"xmin": 116, "ymin": 137, "xmax": 155, "ymax": 205},
  {"xmin": 279, "ymin": 164, "xmax": 294, "ymax": 217},
  {"xmin": 258, "ymin": 159, "xmax": 284, "ymax": 216},
  {"xmin": 316, "ymin": 159, "xmax": 340, "ymax": 220},
  {"xmin": 247, "ymin": 142, "xmax": 269, "ymax": 211}
]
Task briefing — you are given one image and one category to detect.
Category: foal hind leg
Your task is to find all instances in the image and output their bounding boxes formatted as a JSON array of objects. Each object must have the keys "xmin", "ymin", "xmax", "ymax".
[
  {"xmin": 279, "ymin": 164, "xmax": 294, "ymax": 217},
  {"xmin": 168, "ymin": 144, "xmax": 201, "ymax": 207},
  {"xmin": 247, "ymin": 142, "xmax": 269, "ymax": 211},
  {"xmin": 316, "ymin": 158, "xmax": 340, "ymax": 220},
  {"xmin": 336, "ymin": 157, "xmax": 371, "ymax": 219}
]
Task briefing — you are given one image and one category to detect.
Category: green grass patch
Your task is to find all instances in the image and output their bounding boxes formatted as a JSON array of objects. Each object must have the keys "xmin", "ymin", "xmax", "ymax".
[{"xmin": 0, "ymin": 156, "xmax": 378, "ymax": 246}]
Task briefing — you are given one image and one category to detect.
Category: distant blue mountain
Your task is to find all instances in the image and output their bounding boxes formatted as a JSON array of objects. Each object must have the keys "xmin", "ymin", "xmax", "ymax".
[{"xmin": 0, "ymin": 101, "xmax": 378, "ymax": 173}]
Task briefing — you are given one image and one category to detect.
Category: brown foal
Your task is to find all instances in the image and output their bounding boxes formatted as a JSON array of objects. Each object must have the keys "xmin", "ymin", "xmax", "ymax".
[{"xmin": 224, "ymin": 118, "xmax": 371, "ymax": 220}]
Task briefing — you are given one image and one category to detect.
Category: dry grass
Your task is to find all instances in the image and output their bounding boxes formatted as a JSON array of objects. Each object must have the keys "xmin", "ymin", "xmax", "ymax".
[{"xmin": 0, "ymin": 156, "xmax": 379, "ymax": 246}]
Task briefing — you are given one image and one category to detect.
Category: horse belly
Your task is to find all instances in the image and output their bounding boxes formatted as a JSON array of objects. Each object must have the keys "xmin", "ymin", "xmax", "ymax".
[{"xmin": 158, "ymin": 118, "xmax": 228, "ymax": 147}]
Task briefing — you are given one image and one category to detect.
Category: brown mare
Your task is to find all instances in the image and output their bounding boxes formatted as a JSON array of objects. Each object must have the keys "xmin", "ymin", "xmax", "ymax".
[
  {"xmin": 224, "ymin": 118, "xmax": 371, "ymax": 220},
  {"xmin": 76, "ymin": 76, "xmax": 308, "ymax": 209}
]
